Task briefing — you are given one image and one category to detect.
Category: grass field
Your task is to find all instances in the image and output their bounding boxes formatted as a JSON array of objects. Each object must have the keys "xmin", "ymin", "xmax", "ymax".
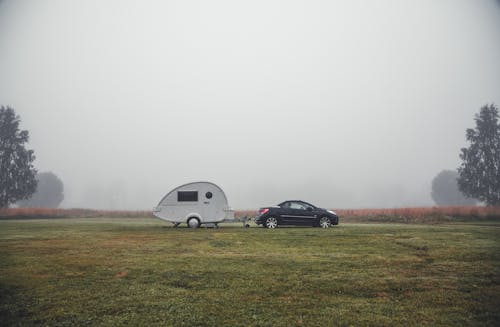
[{"xmin": 1, "ymin": 218, "xmax": 499, "ymax": 326}]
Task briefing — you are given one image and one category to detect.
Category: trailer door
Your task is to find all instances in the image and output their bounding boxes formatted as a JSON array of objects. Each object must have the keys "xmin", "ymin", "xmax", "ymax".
[{"xmin": 200, "ymin": 190, "xmax": 218, "ymax": 222}]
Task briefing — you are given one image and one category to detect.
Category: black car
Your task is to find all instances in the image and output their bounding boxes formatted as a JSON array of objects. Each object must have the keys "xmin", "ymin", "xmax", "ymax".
[{"xmin": 255, "ymin": 200, "xmax": 339, "ymax": 228}]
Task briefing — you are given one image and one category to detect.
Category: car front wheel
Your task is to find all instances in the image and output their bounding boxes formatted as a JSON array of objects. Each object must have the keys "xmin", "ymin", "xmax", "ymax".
[
  {"xmin": 318, "ymin": 216, "xmax": 332, "ymax": 228},
  {"xmin": 265, "ymin": 217, "xmax": 278, "ymax": 229}
]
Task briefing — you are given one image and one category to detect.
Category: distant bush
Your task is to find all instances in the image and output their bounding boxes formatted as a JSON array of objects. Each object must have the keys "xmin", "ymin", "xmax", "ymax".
[
  {"xmin": 431, "ymin": 170, "xmax": 476, "ymax": 206},
  {"xmin": 17, "ymin": 172, "xmax": 64, "ymax": 208}
]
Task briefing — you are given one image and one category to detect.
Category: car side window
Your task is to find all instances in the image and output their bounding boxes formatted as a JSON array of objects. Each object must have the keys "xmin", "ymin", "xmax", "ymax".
[
  {"xmin": 281, "ymin": 202, "xmax": 291, "ymax": 208},
  {"xmin": 290, "ymin": 202, "xmax": 306, "ymax": 210},
  {"xmin": 302, "ymin": 203, "xmax": 314, "ymax": 211}
]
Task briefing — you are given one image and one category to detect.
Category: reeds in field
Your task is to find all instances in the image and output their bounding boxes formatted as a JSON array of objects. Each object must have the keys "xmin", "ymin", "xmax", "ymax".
[
  {"xmin": 336, "ymin": 206, "xmax": 500, "ymax": 223},
  {"xmin": 1, "ymin": 206, "xmax": 499, "ymax": 223},
  {"xmin": 235, "ymin": 210, "xmax": 258, "ymax": 218},
  {"xmin": 0, "ymin": 208, "xmax": 154, "ymax": 219}
]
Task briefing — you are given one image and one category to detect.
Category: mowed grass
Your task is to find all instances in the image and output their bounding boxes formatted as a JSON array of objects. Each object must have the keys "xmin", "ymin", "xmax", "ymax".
[{"xmin": 0, "ymin": 219, "xmax": 499, "ymax": 326}]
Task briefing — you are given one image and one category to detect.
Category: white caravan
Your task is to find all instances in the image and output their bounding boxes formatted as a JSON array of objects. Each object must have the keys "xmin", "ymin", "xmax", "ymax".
[{"xmin": 153, "ymin": 181, "xmax": 235, "ymax": 228}]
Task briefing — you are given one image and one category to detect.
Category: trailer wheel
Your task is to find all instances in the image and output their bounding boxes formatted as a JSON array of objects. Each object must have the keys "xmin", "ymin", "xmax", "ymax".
[{"xmin": 187, "ymin": 217, "xmax": 200, "ymax": 229}]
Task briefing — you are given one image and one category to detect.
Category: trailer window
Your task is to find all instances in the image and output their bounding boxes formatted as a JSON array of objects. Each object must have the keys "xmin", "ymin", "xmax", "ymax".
[{"xmin": 177, "ymin": 191, "xmax": 198, "ymax": 202}]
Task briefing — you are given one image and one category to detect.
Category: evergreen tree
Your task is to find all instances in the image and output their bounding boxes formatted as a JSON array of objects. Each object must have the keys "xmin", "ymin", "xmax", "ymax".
[{"xmin": 458, "ymin": 104, "xmax": 500, "ymax": 206}]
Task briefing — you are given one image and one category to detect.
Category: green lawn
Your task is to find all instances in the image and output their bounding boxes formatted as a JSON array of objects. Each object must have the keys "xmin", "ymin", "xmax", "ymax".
[{"xmin": 0, "ymin": 218, "xmax": 499, "ymax": 326}]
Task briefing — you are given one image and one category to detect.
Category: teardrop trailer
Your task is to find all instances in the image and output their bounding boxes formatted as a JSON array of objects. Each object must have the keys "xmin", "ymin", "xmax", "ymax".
[{"xmin": 153, "ymin": 181, "xmax": 238, "ymax": 228}]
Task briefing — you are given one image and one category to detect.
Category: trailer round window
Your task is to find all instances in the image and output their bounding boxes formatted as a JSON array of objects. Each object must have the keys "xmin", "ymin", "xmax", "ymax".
[{"xmin": 205, "ymin": 192, "xmax": 213, "ymax": 199}]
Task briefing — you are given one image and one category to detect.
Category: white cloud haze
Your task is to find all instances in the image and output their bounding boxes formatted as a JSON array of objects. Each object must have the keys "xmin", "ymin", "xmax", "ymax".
[{"xmin": 1, "ymin": 0, "xmax": 499, "ymax": 209}]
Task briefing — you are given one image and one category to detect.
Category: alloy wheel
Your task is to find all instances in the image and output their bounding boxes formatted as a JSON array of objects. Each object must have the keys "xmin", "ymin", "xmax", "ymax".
[
  {"xmin": 319, "ymin": 217, "xmax": 331, "ymax": 228},
  {"xmin": 266, "ymin": 217, "xmax": 278, "ymax": 228}
]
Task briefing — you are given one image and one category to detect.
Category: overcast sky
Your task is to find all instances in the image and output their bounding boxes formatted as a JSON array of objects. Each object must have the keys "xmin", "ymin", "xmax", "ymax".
[{"xmin": 1, "ymin": 0, "xmax": 499, "ymax": 209}]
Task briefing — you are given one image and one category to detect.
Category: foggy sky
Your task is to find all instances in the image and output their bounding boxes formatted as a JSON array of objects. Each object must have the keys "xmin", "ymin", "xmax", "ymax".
[{"xmin": 1, "ymin": 0, "xmax": 499, "ymax": 209}]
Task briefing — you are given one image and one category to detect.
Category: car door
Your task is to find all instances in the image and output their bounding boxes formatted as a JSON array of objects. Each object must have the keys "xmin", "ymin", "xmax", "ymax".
[
  {"xmin": 285, "ymin": 201, "xmax": 315, "ymax": 225},
  {"xmin": 278, "ymin": 201, "xmax": 294, "ymax": 225},
  {"xmin": 291, "ymin": 202, "xmax": 317, "ymax": 225}
]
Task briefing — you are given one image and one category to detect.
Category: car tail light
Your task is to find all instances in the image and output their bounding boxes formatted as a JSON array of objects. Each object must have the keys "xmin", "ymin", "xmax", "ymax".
[{"xmin": 259, "ymin": 208, "xmax": 269, "ymax": 215}]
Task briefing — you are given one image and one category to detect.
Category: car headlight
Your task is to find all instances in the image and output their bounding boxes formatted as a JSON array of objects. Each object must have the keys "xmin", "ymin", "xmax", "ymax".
[{"xmin": 327, "ymin": 210, "xmax": 336, "ymax": 215}]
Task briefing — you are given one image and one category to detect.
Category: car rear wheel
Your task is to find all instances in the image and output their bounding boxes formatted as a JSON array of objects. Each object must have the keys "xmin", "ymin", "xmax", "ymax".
[
  {"xmin": 265, "ymin": 217, "xmax": 278, "ymax": 229},
  {"xmin": 319, "ymin": 216, "xmax": 331, "ymax": 228},
  {"xmin": 187, "ymin": 217, "xmax": 201, "ymax": 229}
]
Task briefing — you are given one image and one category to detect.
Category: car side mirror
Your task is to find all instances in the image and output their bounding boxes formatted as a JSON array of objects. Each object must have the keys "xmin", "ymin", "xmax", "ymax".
[{"xmin": 306, "ymin": 207, "xmax": 313, "ymax": 212}]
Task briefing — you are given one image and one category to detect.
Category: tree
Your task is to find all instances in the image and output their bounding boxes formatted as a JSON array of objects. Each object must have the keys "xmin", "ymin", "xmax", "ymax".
[
  {"xmin": 0, "ymin": 106, "xmax": 37, "ymax": 208},
  {"xmin": 431, "ymin": 170, "xmax": 476, "ymax": 206},
  {"xmin": 458, "ymin": 104, "xmax": 500, "ymax": 206},
  {"xmin": 18, "ymin": 172, "xmax": 64, "ymax": 208}
]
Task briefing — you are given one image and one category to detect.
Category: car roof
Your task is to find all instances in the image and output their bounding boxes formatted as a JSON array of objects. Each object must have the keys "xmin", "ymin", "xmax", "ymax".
[{"xmin": 279, "ymin": 200, "xmax": 316, "ymax": 207}]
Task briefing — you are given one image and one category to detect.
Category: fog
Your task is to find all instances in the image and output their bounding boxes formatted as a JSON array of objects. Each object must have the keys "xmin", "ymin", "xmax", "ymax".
[{"xmin": 1, "ymin": 0, "xmax": 499, "ymax": 209}]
